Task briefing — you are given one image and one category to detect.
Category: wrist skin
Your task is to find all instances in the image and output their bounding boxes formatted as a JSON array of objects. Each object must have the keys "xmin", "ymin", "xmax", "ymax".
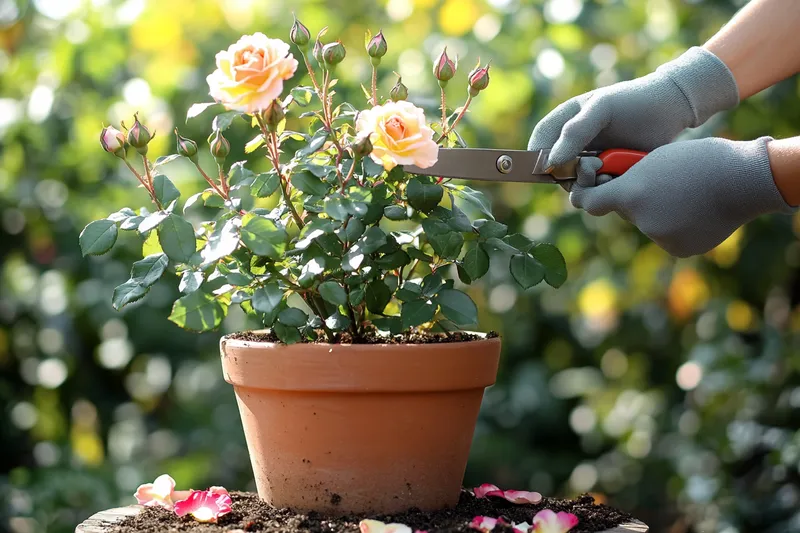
[{"xmin": 767, "ymin": 137, "xmax": 800, "ymax": 207}]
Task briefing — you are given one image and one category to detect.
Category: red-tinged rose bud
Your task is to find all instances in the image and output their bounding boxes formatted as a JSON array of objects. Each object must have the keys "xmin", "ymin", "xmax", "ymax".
[
  {"xmin": 433, "ymin": 47, "xmax": 456, "ymax": 87},
  {"xmin": 390, "ymin": 76, "xmax": 408, "ymax": 101},
  {"xmin": 468, "ymin": 61, "xmax": 491, "ymax": 96},
  {"xmin": 175, "ymin": 129, "xmax": 198, "ymax": 161},
  {"xmin": 208, "ymin": 129, "xmax": 230, "ymax": 163},
  {"xmin": 350, "ymin": 132, "xmax": 373, "ymax": 159},
  {"xmin": 100, "ymin": 126, "xmax": 126, "ymax": 156},
  {"xmin": 127, "ymin": 114, "xmax": 152, "ymax": 154},
  {"xmin": 263, "ymin": 100, "xmax": 285, "ymax": 131},
  {"xmin": 290, "ymin": 16, "xmax": 311, "ymax": 47},
  {"xmin": 366, "ymin": 30, "xmax": 387, "ymax": 65},
  {"xmin": 322, "ymin": 41, "xmax": 346, "ymax": 68}
]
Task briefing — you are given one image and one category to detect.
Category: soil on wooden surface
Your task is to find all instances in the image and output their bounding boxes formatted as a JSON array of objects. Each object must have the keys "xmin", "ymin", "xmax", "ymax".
[
  {"xmin": 110, "ymin": 491, "xmax": 633, "ymax": 533},
  {"xmin": 228, "ymin": 328, "xmax": 499, "ymax": 345}
]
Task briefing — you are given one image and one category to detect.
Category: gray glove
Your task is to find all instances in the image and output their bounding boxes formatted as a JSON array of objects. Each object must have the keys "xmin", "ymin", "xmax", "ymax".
[
  {"xmin": 571, "ymin": 137, "xmax": 796, "ymax": 257},
  {"xmin": 528, "ymin": 47, "xmax": 739, "ymax": 167}
]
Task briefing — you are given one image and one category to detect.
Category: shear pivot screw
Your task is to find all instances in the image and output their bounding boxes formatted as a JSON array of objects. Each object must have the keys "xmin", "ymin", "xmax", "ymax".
[{"xmin": 496, "ymin": 155, "xmax": 513, "ymax": 174}]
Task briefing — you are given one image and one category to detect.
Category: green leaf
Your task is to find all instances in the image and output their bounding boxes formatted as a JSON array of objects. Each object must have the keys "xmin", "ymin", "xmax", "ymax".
[
  {"xmin": 448, "ymin": 185, "xmax": 493, "ymax": 219},
  {"xmin": 179, "ymin": 271, "xmax": 203, "ymax": 293},
  {"xmin": 407, "ymin": 247, "xmax": 433, "ymax": 263},
  {"xmin": 291, "ymin": 86, "xmax": 314, "ymax": 106},
  {"xmin": 337, "ymin": 218, "xmax": 365, "ymax": 243},
  {"xmin": 349, "ymin": 287, "xmax": 365, "ymax": 305},
  {"xmin": 475, "ymin": 219, "xmax": 508, "ymax": 239},
  {"xmin": 201, "ymin": 217, "xmax": 240, "ymax": 264},
  {"xmin": 384, "ymin": 205, "xmax": 408, "ymax": 220},
  {"xmin": 318, "ymin": 281, "xmax": 348, "ymax": 306},
  {"xmin": 428, "ymin": 232, "xmax": 464, "ymax": 260},
  {"xmin": 342, "ymin": 244, "xmax": 365, "ymax": 271},
  {"xmin": 406, "ymin": 178, "xmax": 443, "ymax": 213},
  {"xmin": 245, "ymin": 134, "xmax": 265, "ymax": 154},
  {"xmin": 79, "ymin": 219, "xmax": 118, "ymax": 256},
  {"xmin": 365, "ymin": 279, "xmax": 392, "ymax": 314},
  {"xmin": 252, "ymin": 172, "xmax": 280, "ymax": 197},
  {"xmin": 446, "ymin": 201, "xmax": 472, "ymax": 232},
  {"xmin": 186, "ymin": 102, "xmax": 216, "ymax": 120},
  {"xmin": 324, "ymin": 197, "xmax": 350, "ymax": 221},
  {"xmin": 273, "ymin": 323, "xmax": 301, "ymax": 344},
  {"xmin": 278, "ymin": 307, "xmax": 308, "ymax": 327},
  {"xmin": 138, "ymin": 210, "xmax": 169, "ymax": 233},
  {"xmin": 154, "ymin": 154, "xmax": 180, "ymax": 168},
  {"xmin": 483, "ymin": 237, "xmax": 518, "ymax": 254},
  {"xmin": 375, "ymin": 249, "xmax": 411, "ymax": 269},
  {"xmin": 240, "ymin": 214, "xmax": 287, "ymax": 260},
  {"xmin": 510, "ymin": 254, "xmax": 545, "ymax": 289},
  {"xmin": 363, "ymin": 157, "xmax": 385, "ymax": 177},
  {"xmin": 532, "ymin": 243, "xmax": 567, "ymax": 288},
  {"xmin": 359, "ymin": 226, "xmax": 387, "ymax": 254},
  {"xmin": 112, "ymin": 280, "xmax": 149, "ymax": 310},
  {"xmin": 461, "ymin": 245, "xmax": 490, "ymax": 280},
  {"xmin": 157, "ymin": 214, "xmax": 197, "ymax": 263},
  {"xmin": 436, "ymin": 289, "xmax": 478, "ymax": 326},
  {"xmin": 291, "ymin": 170, "xmax": 328, "ymax": 196},
  {"xmin": 401, "ymin": 299, "xmax": 437, "ymax": 329},
  {"xmin": 228, "ymin": 161, "xmax": 256, "ymax": 186},
  {"xmin": 152, "ymin": 174, "xmax": 180, "ymax": 205},
  {"xmin": 504, "ymin": 233, "xmax": 535, "ymax": 253},
  {"xmin": 131, "ymin": 253, "xmax": 169, "ymax": 287},
  {"xmin": 252, "ymin": 283, "xmax": 284, "ymax": 314},
  {"xmin": 297, "ymin": 130, "xmax": 328, "ymax": 157},
  {"xmin": 457, "ymin": 264, "xmax": 473, "ymax": 284},
  {"xmin": 421, "ymin": 272, "xmax": 444, "ymax": 297},
  {"xmin": 169, "ymin": 291, "xmax": 227, "ymax": 332},
  {"xmin": 108, "ymin": 207, "xmax": 136, "ymax": 222},
  {"xmin": 372, "ymin": 316, "xmax": 402, "ymax": 335},
  {"xmin": 213, "ymin": 110, "xmax": 240, "ymax": 131}
]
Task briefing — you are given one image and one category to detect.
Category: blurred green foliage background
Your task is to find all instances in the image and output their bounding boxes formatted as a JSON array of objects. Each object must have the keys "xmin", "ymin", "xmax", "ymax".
[{"xmin": 1, "ymin": 0, "xmax": 799, "ymax": 532}]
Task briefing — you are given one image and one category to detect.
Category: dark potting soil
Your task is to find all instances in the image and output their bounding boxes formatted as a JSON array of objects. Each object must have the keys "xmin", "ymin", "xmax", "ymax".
[
  {"xmin": 110, "ymin": 491, "xmax": 633, "ymax": 533},
  {"xmin": 228, "ymin": 328, "xmax": 500, "ymax": 345}
]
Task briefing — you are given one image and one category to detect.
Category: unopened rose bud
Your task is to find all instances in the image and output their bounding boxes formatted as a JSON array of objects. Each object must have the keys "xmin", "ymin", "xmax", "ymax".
[
  {"xmin": 322, "ymin": 41, "xmax": 346, "ymax": 68},
  {"xmin": 468, "ymin": 61, "xmax": 491, "ymax": 97},
  {"xmin": 290, "ymin": 16, "xmax": 311, "ymax": 47},
  {"xmin": 264, "ymin": 100, "xmax": 285, "ymax": 131},
  {"xmin": 313, "ymin": 39, "xmax": 324, "ymax": 65},
  {"xmin": 390, "ymin": 76, "xmax": 408, "ymax": 101},
  {"xmin": 175, "ymin": 129, "xmax": 198, "ymax": 161},
  {"xmin": 127, "ymin": 114, "xmax": 152, "ymax": 155},
  {"xmin": 350, "ymin": 132, "xmax": 373, "ymax": 159},
  {"xmin": 366, "ymin": 30, "xmax": 387, "ymax": 66},
  {"xmin": 433, "ymin": 47, "xmax": 456, "ymax": 87},
  {"xmin": 100, "ymin": 126, "xmax": 126, "ymax": 157},
  {"xmin": 208, "ymin": 130, "xmax": 230, "ymax": 163}
]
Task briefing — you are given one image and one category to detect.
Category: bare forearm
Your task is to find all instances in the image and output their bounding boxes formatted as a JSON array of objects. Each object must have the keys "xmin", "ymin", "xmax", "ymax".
[
  {"xmin": 767, "ymin": 136, "xmax": 800, "ymax": 207},
  {"xmin": 704, "ymin": 0, "xmax": 800, "ymax": 99}
]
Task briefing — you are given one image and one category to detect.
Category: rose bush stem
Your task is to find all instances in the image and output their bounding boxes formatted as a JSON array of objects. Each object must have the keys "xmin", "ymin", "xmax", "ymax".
[
  {"xmin": 436, "ymin": 94, "xmax": 473, "ymax": 143},
  {"xmin": 300, "ymin": 51, "xmax": 321, "ymax": 95},
  {"xmin": 440, "ymin": 88, "xmax": 447, "ymax": 130},
  {"xmin": 371, "ymin": 66, "xmax": 378, "ymax": 106},
  {"xmin": 191, "ymin": 162, "xmax": 228, "ymax": 199},
  {"xmin": 123, "ymin": 158, "xmax": 162, "ymax": 210},
  {"xmin": 267, "ymin": 130, "xmax": 305, "ymax": 229},
  {"xmin": 307, "ymin": 295, "xmax": 336, "ymax": 343}
]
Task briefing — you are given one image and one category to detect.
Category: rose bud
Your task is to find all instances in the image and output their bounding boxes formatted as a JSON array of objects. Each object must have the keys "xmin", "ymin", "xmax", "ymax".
[
  {"xmin": 208, "ymin": 129, "xmax": 230, "ymax": 163},
  {"xmin": 264, "ymin": 100, "xmax": 285, "ymax": 131},
  {"xmin": 433, "ymin": 47, "xmax": 456, "ymax": 87},
  {"xmin": 290, "ymin": 16, "xmax": 311, "ymax": 47},
  {"xmin": 390, "ymin": 76, "xmax": 408, "ymax": 101},
  {"xmin": 322, "ymin": 41, "xmax": 346, "ymax": 68},
  {"xmin": 350, "ymin": 132, "xmax": 373, "ymax": 159},
  {"xmin": 127, "ymin": 114, "xmax": 152, "ymax": 155},
  {"xmin": 366, "ymin": 30, "xmax": 387, "ymax": 66},
  {"xmin": 100, "ymin": 126, "xmax": 126, "ymax": 157},
  {"xmin": 468, "ymin": 61, "xmax": 491, "ymax": 97},
  {"xmin": 175, "ymin": 129, "xmax": 198, "ymax": 161}
]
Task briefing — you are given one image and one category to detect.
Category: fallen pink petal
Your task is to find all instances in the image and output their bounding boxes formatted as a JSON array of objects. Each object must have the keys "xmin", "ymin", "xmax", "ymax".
[
  {"xmin": 173, "ymin": 489, "xmax": 232, "ymax": 523},
  {"xmin": 500, "ymin": 490, "xmax": 542, "ymax": 505},
  {"xmin": 531, "ymin": 509, "xmax": 579, "ymax": 533},
  {"xmin": 134, "ymin": 474, "xmax": 177, "ymax": 509},
  {"xmin": 359, "ymin": 519, "xmax": 413, "ymax": 533},
  {"xmin": 470, "ymin": 516, "xmax": 507, "ymax": 532},
  {"xmin": 473, "ymin": 484, "xmax": 500, "ymax": 499}
]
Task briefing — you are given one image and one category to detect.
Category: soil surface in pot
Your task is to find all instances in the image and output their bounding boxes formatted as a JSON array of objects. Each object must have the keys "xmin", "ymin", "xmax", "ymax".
[
  {"xmin": 228, "ymin": 328, "xmax": 499, "ymax": 345},
  {"xmin": 111, "ymin": 491, "xmax": 632, "ymax": 533}
]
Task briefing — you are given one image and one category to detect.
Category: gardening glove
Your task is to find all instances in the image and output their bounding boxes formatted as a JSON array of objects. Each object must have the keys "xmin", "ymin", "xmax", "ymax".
[
  {"xmin": 570, "ymin": 137, "xmax": 797, "ymax": 258},
  {"xmin": 528, "ymin": 47, "xmax": 739, "ymax": 168}
]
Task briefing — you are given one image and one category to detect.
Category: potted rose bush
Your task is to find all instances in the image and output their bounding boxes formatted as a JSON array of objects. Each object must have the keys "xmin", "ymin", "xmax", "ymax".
[{"xmin": 83, "ymin": 21, "xmax": 566, "ymax": 514}]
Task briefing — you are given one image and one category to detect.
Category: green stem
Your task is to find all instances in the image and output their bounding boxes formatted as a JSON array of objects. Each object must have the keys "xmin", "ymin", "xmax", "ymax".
[
  {"xmin": 440, "ymin": 88, "xmax": 447, "ymax": 131},
  {"xmin": 371, "ymin": 66, "xmax": 378, "ymax": 106},
  {"xmin": 436, "ymin": 94, "xmax": 473, "ymax": 144},
  {"xmin": 308, "ymin": 295, "xmax": 336, "ymax": 343}
]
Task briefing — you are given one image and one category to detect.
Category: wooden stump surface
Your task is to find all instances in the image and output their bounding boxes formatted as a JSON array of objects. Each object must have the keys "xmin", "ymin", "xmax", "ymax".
[{"xmin": 76, "ymin": 505, "xmax": 649, "ymax": 533}]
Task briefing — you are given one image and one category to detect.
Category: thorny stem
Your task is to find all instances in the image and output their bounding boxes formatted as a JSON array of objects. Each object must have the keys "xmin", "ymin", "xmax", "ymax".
[
  {"xmin": 440, "ymin": 88, "xmax": 447, "ymax": 131},
  {"xmin": 122, "ymin": 157, "xmax": 162, "ymax": 210},
  {"xmin": 192, "ymin": 161, "xmax": 228, "ymax": 199},
  {"xmin": 436, "ymin": 94, "xmax": 473, "ymax": 143},
  {"xmin": 300, "ymin": 51, "xmax": 321, "ymax": 94},
  {"xmin": 218, "ymin": 165, "xmax": 230, "ymax": 196},
  {"xmin": 371, "ymin": 66, "xmax": 378, "ymax": 106}
]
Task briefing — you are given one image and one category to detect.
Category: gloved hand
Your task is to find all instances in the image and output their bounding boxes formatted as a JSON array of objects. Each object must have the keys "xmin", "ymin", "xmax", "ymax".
[
  {"xmin": 571, "ymin": 137, "xmax": 796, "ymax": 258},
  {"xmin": 528, "ymin": 47, "xmax": 739, "ymax": 168}
]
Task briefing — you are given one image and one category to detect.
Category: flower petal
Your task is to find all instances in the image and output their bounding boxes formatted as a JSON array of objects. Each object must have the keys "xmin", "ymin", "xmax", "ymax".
[
  {"xmin": 174, "ymin": 489, "xmax": 232, "ymax": 523},
  {"xmin": 359, "ymin": 519, "xmax": 413, "ymax": 533},
  {"xmin": 470, "ymin": 516, "xmax": 504, "ymax": 533},
  {"xmin": 473, "ymin": 484, "xmax": 501, "ymax": 498},
  {"xmin": 134, "ymin": 474, "xmax": 177, "ymax": 508},
  {"xmin": 502, "ymin": 490, "xmax": 542, "ymax": 505},
  {"xmin": 532, "ymin": 510, "xmax": 579, "ymax": 533}
]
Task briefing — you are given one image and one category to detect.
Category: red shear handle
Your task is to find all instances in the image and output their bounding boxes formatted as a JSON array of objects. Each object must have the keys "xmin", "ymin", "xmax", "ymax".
[{"xmin": 597, "ymin": 149, "xmax": 647, "ymax": 176}]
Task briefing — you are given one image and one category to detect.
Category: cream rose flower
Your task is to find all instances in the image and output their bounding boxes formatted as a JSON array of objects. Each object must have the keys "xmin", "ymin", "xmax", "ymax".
[
  {"xmin": 206, "ymin": 33, "xmax": 298, "ymax": 114},
  {"xmin": 355, "ymin": 101, "xmax": 439, "ymax": 171}
]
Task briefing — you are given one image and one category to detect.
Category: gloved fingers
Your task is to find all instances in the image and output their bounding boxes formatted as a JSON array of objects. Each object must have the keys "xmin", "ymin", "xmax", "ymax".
[
  {"xmin": 548, "ymin": 99, "xmax": 612, "ymax": 167},
  {"xmin": 596, "ymin": 173, "xmax": 615, "ymax": 186},
  {"xmin": 569, "ymin": 177, "xmax": 624, "ymax": 216},
  {"xmin": 527, "ymin": 98, "xmax": 582, "ymax": 151},
  {"xmin": 575, "ymin": 157, "xmax": 604, "ymax": 188}
]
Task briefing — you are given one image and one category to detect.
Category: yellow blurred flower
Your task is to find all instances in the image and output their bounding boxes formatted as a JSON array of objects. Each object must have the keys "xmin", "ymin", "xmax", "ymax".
[
  {"xmin": 578, "ymin": 279, "xmax": 618, "ymax": 319},
  {"xmin": 668, "ymin": 268, "xmax": 709, "ymax": 320},
  {"xmin": 207, "ymin": 33, "xmax": 298, "ymax": 114},
  {"xmin": 355, "ymin": 101, "xmax": 438, "ymax": 171},
  {"xmin": 726, "ymin": 300, "xmax": 757, "ymax": 332}
]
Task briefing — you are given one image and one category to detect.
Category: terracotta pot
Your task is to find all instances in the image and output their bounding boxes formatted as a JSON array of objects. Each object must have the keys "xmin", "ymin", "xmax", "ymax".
[{"xmin": 219, "ymin": 332, "xmax": 501, "ymax": 514}]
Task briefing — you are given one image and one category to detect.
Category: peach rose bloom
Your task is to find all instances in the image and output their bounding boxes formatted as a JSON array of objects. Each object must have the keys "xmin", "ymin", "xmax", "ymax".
[
  {"xmin": 355, "ymin": 101, "xmax": 439, "ymax": 171},
  {"xmin": 207, "ymin": 33, "xmax": 298, "ymax": 114}
]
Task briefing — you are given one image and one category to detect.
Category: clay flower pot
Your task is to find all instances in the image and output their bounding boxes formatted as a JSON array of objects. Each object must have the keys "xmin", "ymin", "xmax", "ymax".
[{"xmin": 219, "ymin": 332, "xmax": 501, "ymax": 514}]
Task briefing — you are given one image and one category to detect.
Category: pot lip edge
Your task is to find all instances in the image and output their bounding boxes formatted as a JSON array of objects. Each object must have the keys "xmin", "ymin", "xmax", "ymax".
[{"xmin": 220, "ymin": 330, "xmax": 502, "ymax": 350}]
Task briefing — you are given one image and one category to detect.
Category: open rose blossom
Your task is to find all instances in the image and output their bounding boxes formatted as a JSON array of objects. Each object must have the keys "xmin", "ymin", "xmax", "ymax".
[
  {"xmin": 359, "ymin": 519, "xmax": 415, "ymax": 533},
  {"xmin": 473, "ymin": 484, "xmax": 542, "ymax": 505},
  {"xmin": 531, "ymin": 510, "xmax": 579, "ymax": 533},
  {"xmin": 207, "ymin": 33, "xmax": 298, "ymax": 114},
  {"xmin": 135, "ymin": 474, "xmax": 179, "ymax": 508},
  {"xmin": 355, "ymin": 101, "xmax": 438, "ymax": 171},
  {"xmin": 174, "ymin": 488, "xmax": 232, "ymax": 523}
]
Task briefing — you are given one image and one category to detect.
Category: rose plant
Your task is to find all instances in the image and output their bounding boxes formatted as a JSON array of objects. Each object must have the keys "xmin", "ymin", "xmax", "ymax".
[{"xmin": 81, "ymin": 21, "xmax": 567, "ymax": 344}]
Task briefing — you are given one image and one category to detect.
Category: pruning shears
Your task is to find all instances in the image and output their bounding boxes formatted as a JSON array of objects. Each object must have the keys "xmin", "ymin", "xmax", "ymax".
[{"xmin": 404, "ymin": 148, "xmax": 646, "ymax": 190}]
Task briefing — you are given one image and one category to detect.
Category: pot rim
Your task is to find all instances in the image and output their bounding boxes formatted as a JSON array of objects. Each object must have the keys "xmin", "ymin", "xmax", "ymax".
[{"xmin": 220, "ymin": 329, "xmax": 500, "ymax": 349}]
